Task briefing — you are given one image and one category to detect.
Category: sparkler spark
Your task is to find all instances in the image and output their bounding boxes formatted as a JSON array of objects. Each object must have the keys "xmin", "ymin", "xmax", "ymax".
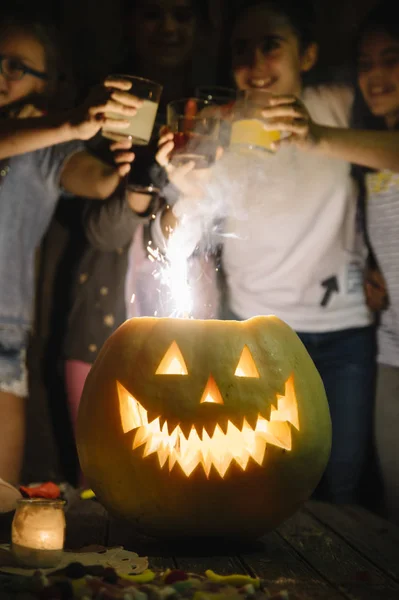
[
  {"xmin": 147, "ymin": 225, "xmax": 194, "ymax": 319},
  {"xmin": 147, "ymin": 152, "xmax": 252, "ymax": 319}
]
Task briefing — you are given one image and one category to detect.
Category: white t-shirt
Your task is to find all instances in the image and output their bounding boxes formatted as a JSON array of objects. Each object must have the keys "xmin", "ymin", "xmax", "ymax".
[{"xmin": 153, "ymin": 85, "xmax": 372, "ymax": 332}]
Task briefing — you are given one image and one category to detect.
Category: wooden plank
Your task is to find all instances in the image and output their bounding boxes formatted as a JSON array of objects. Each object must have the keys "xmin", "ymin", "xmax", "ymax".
[
  {"xmin": 175, "ymin": 550, "xmax": 246, "ymax": 576},
  {"xmin": 341, "ymin": 505, "xmax": 399, "ymax": 545},
  {"xmin": 279, "ymin": 507, "xmax": 399, "ymax": 600},
  {"xmin": 107, "ymin": 516, "xmax": 175, "ymax": 571},
  {"xmin": 241, "ymin": 529, "xmax": 346, "ymax": 600},
  {"xmin": 64, "ymin": 489, "xmax": 108, "ymax": 549},
  {"xmin": 306, "ymin": 501, "xmax": 399, "ymax": 583}
]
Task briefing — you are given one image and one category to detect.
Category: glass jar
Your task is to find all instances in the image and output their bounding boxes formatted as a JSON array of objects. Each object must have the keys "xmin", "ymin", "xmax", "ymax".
[{"xmin": 11, "ymin": 498, "xmax": 66, "ymax": 568}]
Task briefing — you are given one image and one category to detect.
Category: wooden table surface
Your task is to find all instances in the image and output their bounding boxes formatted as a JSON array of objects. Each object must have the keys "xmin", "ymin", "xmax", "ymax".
[{"xmin": 2, "ymin": 489, "xmax": 399, "ymax": 599}]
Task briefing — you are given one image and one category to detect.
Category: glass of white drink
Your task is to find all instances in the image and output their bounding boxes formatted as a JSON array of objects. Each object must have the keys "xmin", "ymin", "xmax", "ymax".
[
  {"xmin": 102, "ymin": 74, "xmax": 162, "ymax": 200},
  {"xmin": 102, "ymin": 74, "xmax": 162, "ymax": 144},
  {"xmin": 230, "ymin": 89, "xmax": 281, "ymax": 154}
]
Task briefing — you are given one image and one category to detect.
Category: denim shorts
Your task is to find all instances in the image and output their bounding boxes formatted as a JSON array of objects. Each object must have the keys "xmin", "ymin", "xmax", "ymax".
[{"xmin": 0, "ymin": 325, "xmax": 29, "ymax": 397}]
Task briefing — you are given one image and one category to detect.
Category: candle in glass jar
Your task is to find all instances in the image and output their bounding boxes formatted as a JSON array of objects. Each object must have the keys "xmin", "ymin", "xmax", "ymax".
[{"xmin": 11, "ymin": 498, "xmax": 66, "ymax": 568}]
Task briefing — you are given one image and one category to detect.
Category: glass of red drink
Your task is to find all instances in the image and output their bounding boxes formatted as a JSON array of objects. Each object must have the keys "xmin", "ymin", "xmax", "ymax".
[{"xmin": 166, "ymin": 98, "xmax": 221, "ymax": 169}]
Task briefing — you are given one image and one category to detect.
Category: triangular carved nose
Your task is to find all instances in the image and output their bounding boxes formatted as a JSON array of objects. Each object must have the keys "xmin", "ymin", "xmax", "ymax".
[{"xmin": 200, "ymin": 374, "xmax": 224, "ymax": 405}]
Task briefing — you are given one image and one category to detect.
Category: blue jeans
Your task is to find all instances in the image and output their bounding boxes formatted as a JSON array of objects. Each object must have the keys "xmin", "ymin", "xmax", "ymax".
[
  {"xmin": 297, "ymin": 326, "xmax": 376, "ymax": 504},
  {"xmin": 0, "ymin": 325, "xmax": 29, "ymax": 397}
]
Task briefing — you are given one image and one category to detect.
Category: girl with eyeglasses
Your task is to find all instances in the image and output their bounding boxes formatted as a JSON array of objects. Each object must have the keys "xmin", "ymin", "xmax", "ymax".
[{"xmin": 0, "ymin": 14, "xmax": 151, "ymax": 487}]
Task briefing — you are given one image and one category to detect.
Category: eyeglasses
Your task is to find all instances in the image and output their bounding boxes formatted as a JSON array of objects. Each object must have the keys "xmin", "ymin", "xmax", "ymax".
[{"xmin": 0, "ymin": 55, "xmax": 48, "ymax": 81}]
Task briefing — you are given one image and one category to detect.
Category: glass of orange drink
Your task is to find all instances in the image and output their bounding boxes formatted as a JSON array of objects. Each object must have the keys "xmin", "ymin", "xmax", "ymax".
[{"xmin": 230, "ymin": 89, "xmax": 281, "ymax": 154}]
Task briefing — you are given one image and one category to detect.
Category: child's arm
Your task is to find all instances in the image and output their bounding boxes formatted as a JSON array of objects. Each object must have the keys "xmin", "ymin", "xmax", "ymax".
[
  {"xmin": 150, "ymin": 134, "xmax": 209, "ymax": 257},
  {"xmin": 307, "ymin": 127, "xmax": 399, "ymax": 172},
  {"xmin": 82, "ymin": 188, "xmax": 156, "ymax": 251},
  {"xmin": 0, "ymin": 113, "xmax": 74, "ymax": 158},
  {"xmin": 261, "ymin": 95, "xmax": 399, "ymax": 172},
  {"xmin": 60, "ymin": 147, "xmax": 132, "ymax": 199},
  {"xmin": 152, "ymin": 131, "xmax": 205, "ymax": 241},
  {"xmin": 0, "ymin": 79, "xmax": 140, "ymax": 160}
]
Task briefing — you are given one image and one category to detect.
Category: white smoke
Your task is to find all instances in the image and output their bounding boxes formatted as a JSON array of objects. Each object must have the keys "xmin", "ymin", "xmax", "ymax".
[{"xmin": 152, "ymin": 144, "xmax": 297, "ymax": 317}]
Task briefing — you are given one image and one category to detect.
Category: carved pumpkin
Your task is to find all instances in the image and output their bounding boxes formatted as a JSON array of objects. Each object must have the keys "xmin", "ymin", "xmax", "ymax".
[{"xmin": 77, "ymin": 316, "xmax": 331, "ymax": 539}]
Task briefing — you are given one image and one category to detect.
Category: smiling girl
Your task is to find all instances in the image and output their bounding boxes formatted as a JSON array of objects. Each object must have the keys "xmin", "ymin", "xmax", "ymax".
[
  {"xmin": 358, "ymin": 6, "xmax": 399, "ymax": 523},
  {"xmin": 154, "ymin": 0, "xmax": 378, "ymax": 504},
  {"xmin": 256, "ymin": 0, "xmax": 399, "ymax": 519}
]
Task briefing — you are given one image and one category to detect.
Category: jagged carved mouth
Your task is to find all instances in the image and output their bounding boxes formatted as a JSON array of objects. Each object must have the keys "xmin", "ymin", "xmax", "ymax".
[{"xmin": 117, "ymin": 375, "xmax": 299, "ymax": 478}]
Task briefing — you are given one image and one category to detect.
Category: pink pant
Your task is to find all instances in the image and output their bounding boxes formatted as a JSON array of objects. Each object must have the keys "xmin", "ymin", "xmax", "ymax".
[{"xmin": 64, "ymin": 359, "xmax": 92, "ymax": 434}]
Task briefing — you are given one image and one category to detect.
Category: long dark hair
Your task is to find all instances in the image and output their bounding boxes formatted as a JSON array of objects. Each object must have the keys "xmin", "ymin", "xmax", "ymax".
[
  {"xmin": 218, "ymin": 0, "xmax": 318, "ymax": 87},
  {"xmin": 352, "ymin": 0, "xmax": 399, "ymax": 131},
  {"xmin": 231, "ymin": 0, "xmax": 317, "ymax": 52},
  {"xmin": 0, "ymin": 13, "xmax": 76, "ymax": 110},
  {"xmin": 350, "ymin": 1, "xmax": 399, "ymax": 264}
]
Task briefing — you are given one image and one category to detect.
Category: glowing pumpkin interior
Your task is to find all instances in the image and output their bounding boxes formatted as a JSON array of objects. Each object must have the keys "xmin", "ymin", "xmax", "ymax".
[{"xmin": 117, "ymin": 340, "xmax": 299, "ymax": 478}]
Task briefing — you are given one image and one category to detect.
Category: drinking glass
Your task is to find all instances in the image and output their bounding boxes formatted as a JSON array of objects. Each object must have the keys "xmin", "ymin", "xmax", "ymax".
[
  {"xmin": 103, "ymin": 74, "xmax": 163, "ymax": 198},
  {"xmin": 195, "ymin": 86, "xmax": 236, "ymax": 147},
  {"xmin": 230, "ymin": 89, "xmax": 281, "ymax": 154},
  {"xmin": 166, "ymin": 98, "xmax": 221, "ymax": 169},
  {"xmin": 102, "ymin": 74, "xmax": 163, "ymax": 144}
]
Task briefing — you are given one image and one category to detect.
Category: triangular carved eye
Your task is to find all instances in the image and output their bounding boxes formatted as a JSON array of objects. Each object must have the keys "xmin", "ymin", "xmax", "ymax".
[
  {"xmin": 234, "ymin": 345, "xmax": 260, "ymax": 378},
  {"xmin": 155, "ymin": 341, "xmax": 188, "ymax": 375},
  {"xmin": 200, "ymin": 375, "xmax": 224, "ymax": 404}
]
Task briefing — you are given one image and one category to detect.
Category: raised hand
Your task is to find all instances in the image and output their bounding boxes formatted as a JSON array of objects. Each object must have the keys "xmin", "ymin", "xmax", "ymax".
[
  {"xmin": 69, "ymin": 79, "xmax": 142, "ymax": 141},
  {"xmin": 364, "ymin": 266, "xmax": 389, "ymax": 312},
  {"xmin": 261, "ymin": 94, "xmax": 322, "ymax": 150}
]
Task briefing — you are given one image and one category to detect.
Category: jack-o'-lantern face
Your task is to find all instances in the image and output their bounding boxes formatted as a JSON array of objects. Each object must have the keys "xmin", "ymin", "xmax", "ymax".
[
  {"xmin": 77, "ymin": 316, "xmax": 331, "ymax": 539},
  {"xmin": 117, "ymin": 341, "xmax": 299, "ymax": 477}
]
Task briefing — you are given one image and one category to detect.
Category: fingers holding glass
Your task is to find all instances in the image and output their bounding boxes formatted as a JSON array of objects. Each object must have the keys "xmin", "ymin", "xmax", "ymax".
[
  {"xmin": 166, "ymin": 97, "xmax": 221, "ymax": 169},
  {"xmin": 102, "ymin": 75, "xmax": 162, "ymax": 144}
]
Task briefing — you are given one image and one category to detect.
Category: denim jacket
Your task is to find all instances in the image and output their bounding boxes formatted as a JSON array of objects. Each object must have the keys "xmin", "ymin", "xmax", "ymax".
[{"xmin": 0, "ymin": 141, "xmax": 82, "ymax": 333}]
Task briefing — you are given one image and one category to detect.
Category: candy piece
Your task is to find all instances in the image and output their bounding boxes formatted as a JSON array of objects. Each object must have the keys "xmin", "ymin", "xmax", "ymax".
[
  {"xmin": 126, "ymin": 588, "xmax": 148, "ymax": 600},
  {"xmin": 30, "ymin": 570, "xmax": 50, "ymax": 592},
  {"xmin": 80, "ymin": 489, "xmax": 96, "ymax": 500},
  {"xmin": 158, "ymin": 586, "xmax": 177, "ymax": 599},
  {"xmin": 241, "ymin": 584, "xmax": 256, "ymax": 596},
  {"xmin": 103, "ymin": 567, "xmax": 119, "ymax": 584},
  {"xmin": 40, "ymin": 580, "xmax": 74, "ymax": 600},
  {"xmin": 164, "ymin": 569, "xmax": 189, "ymax": 584},
  {"xmin": 85, "ymin": 576, "xmax": 126, "ymax": 597},
  {"xmin": 64, "ymin": 562, "xmax": 87, "ymax": 579},
  {"xmin": 171, "ymin": 580, "xmax": 194, "ymax": 593},
  {"xmin": 20, "ymin": 481, "xmax": 60, "ymax": 499},
  {"xmin": 70, "ymin": 577, "xmax": 90, "ymax": 597},
  {"xmin": 193, "ymin": 592, "xmax": 238, "ymax": 600},
  {"xmin": 205, "ymin": 571, "xmax": 260, "ymax": 590},
  {"xmin": 119, "ymin": 569, "xmax": 156, "ymax": 583},
  {"xmin": 84, "ymin": 564, "xmax": 107, "ymax": 577}
]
